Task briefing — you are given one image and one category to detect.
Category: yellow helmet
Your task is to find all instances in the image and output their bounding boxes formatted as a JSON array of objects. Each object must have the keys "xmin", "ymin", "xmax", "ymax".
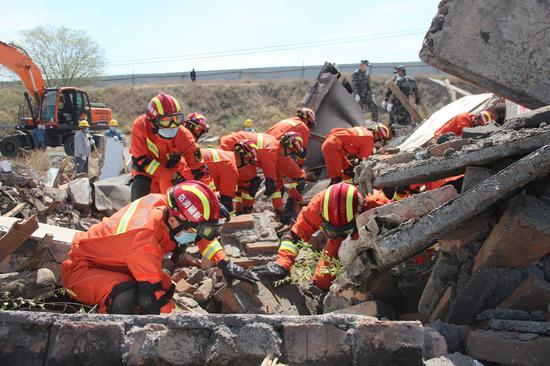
[
  {"xmin": 109, "ymin": 119, "xmax": 118, "ymax": 127},
  {"xmin": 244, "ymin": 118, "xmax": 253, "ymax": 127},
  {"xmin": 79, "ymin": 120, "xmax": 90, "ymax": 128}
]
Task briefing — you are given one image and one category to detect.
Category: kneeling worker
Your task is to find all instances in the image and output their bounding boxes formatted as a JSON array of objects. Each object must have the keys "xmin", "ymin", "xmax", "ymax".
[{"xmin": 61, "ymin": 181, "xmax": 257, "ymax": 314}]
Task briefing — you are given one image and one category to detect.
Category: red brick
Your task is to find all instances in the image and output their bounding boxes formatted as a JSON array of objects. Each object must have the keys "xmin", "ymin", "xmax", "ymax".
[
  {"xmin": 231, "ymin": 258, "xmax": 268, "ymax": 268},
  {"xmin": 245, "ymin": 241, "xmax": 279, "ymax": 254},
  {"xmin": 430, "ymin": 286, "xmax": 453, "ymax": 321},
  {"xmin": 439, "ymin": 215, "xmax": 491, "ymax": 253},
  {"xmin": 214, "ymin": 286, "xmax": 244, "ymax": 313},
  {"xmin": 466, "ymin": 329, "xmax": 550, "ymax": 366},
  {"xmin": 499, "ymin": 275, "xmax": 550, "ymax": 312},
  {"xmin": 175, "ymin": 279, "xmax": 196, "ymax": 294},
  {"xmin": 428, "ymin": 139, "xmax": 472, "ymax": 158},
  {"xmin": 221, "ymin": 214, "xmax": 254, "ymax": 232}
]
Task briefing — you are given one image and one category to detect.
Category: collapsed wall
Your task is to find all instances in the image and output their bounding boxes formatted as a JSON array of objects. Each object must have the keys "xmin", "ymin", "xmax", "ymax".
[{"xmin": 420, "ymin": 0, "xmax": 550, "ymax": 109}]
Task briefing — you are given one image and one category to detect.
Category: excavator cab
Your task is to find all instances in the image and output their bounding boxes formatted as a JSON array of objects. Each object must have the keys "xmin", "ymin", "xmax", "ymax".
[{"xmin": 0, "ymin": 40, "xmax": 111, "ymax": 157}]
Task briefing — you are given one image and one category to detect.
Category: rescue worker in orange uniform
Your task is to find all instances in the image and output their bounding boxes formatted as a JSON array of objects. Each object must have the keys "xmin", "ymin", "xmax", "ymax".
[
  {"xmin": 61, "ymin": 181, "xmax": 257, "ymax": 315},
  {"xmin": 434, "ymin": 110, "xmax": 494, "ymax": 142},
  {"xmin": 254, "ymin": 182, "xmax": 389, "ymax": 290},
  {"xmin": 322, "ymin": 124, "xmax": 391, "ymax": 185},
  {"xmin": 219, "ymin": 131, "xmax": 306, "ymax": 215},
  {"xmin": 267, "ymin": 107, "xmax": 316, "ymax": 165},
  {"xmin": 183, "ymin": 112, "xmax": 210, "ymax": 141},
  {"xmin": 130, "ymin": 93, "xmax": 212, "ymax": 201}
]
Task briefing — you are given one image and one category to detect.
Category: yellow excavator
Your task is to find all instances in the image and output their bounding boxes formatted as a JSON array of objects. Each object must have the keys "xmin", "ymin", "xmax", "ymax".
[{"xmin": 0, "ymin": 41, "xmax": 112, "ymax": 156}]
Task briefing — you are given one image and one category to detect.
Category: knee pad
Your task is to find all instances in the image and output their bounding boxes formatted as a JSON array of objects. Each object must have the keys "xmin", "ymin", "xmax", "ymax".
[
  {"xmin": 136, "ymin": 281, "xmax": 174, "ymax": 315},
  {"xmin": 107, "ymin": 281, "xmax": 138, "ymax": 314}
]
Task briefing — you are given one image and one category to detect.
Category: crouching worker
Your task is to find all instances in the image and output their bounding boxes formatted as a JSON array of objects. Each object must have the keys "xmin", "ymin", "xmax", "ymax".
[
  {"xmin": 61, "ymin": 181, "xmax": 257, "ymax": 314},
  {"xmin": 254, "ymin": 182, "xmax": 388, "ymax": 290}
]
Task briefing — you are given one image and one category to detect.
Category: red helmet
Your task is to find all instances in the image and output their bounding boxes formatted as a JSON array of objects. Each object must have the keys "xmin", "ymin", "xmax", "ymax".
[
  {"xmin": 320, "ymin": 183, "xmax": 364, "ymax": 239},
  {"xmin": 281, "ymin": 131, "xmax": 306, "ymax": 159},
  {"xmin": 371, "ymin": 123, "xmax": 392, "ymax": 143},
  {"xmin": 146, "ymin": 93, "xmax": 183, "ymax": 126},
  {"xmin": 184, "ymin": 112, "xmax": 209, "ymax": 141},
  {"xmin": 234, "ymin": 140, "xmax": 258, "ymax": 166},
  {"xmin": 167, "ymin": 181, "xmax": 220, "ymax": 223},
  {"xmin": 296, "ymin": 107, "xmax": 316, "ymax": 128},
  {"xmin": 474, "ymin": 110, "xmax": 494, "ymax": 126}
]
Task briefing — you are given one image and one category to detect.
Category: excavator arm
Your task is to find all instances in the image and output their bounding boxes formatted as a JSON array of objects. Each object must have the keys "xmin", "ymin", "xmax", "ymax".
[{"xmin": 0, "ymin": 41, "xmax": 45, "ymax": 106}]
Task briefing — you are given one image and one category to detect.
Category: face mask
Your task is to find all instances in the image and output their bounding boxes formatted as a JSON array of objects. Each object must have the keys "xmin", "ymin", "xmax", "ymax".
[
  {"xmin": 85, "ymin": 128, "xmax": 90, "ymax": 133},
  {"xmin": 173, "ymin": 230, "xmax": 197, "ymax": 246},
  {"xmin": 158, "ymin": 127, "xmax": 178, "ymax": 139}
]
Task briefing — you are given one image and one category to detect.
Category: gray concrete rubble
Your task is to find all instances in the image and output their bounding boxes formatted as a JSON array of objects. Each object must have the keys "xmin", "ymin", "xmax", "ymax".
[
  {"xmin": 0, "ymin": 311, "xmax": 427, "ymax": 366},
  {"xmin": 420, "ymin": 0, "xmax": 550, "ymax": 109},
  {"xmin": 356, "ymin": 125, "xmax": 550, "ymax": 190},
  {"xmin": 345, "ymin": 142, "xmax": 550, "ymax": 281}
]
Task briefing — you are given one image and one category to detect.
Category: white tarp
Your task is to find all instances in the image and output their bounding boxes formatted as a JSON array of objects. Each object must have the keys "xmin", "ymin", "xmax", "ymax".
[
  {"xmin": 99, "ymin": 138, "xmax": 129, "ymax": 180},
  {"xmin": 398, "ymin": 93, "xmax": 498, "ymax": 152}
]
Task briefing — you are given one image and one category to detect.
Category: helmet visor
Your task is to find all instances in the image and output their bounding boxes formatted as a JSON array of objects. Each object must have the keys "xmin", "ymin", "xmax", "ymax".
[
  {"xmin": 197, "ymin": 221, "xmax": 223, "ymax": 240},
  {"xmin": 157, "ymin": 115, "xmax": 182, "ymax": 128},
  {"xmin": 320, "ymin": 220, "xmax": 356, "ymax": 239}
]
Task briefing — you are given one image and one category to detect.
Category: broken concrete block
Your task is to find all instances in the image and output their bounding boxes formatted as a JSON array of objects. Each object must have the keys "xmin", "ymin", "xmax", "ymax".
[
  {"xmin": 46, "ymin": 321, "xmax": 124, "ymax": 365},
  {"xmin": 461, "ymin": 125, "xmax": 501, "ymax": 139},
  {"xmin": 221, "ymin": 214, "xmax": 254, "ymax": 232},
  {"xmin": 245, "ymin": 242, "xmax": 279, "ymax": 254},
  {"xmin": 424, "ymin": 352, "xmax": 482, "ymax": 366},
  {"xmin": 477, "ymin": 308, "xmax": 547, "ymax": 322},
  {"xmin": 0, "ymin": 313, "xmax": 50, "ymax": 365},
  {"xmin": 431, "ymin": 286, "xmax": 453, "ymax": 321},
  {"xmin": 333, "ymin": 300, "xmax": 396, "ymax": 319},
  {"xmin": 489, "ymin": 319, "xmax": 550, "ymax": 335},
  {"xmin": 193, "ymin": 278, "xmax": 213, "ymax": 302},
  {"xmin": 98, "ymin": 138, "xmax": 128, "ymax": 180},
  {"xmin": 423, "ymin": 326, "xmax": 448, "ymax": 361},
  {"xmin": 93, "ymin": 174, "xmax": 131, "ymax": 214},
  {"xmin": 68, "ymin": 178, "xmax": 92, "ymax": 210},
  {"xmin": 439, "ymin": 215, "xmax": 491, "ymax": 254},
  {"xmin": 363, "ymin": 127, "xmax": 550, "ymax": 188},
  {"xmin": 420, "ymin": 0, "xmax": 550, "ymax": 108},
  {"xmin": 419, "ymin": 252, "xmax": 459, "ymax": 317},
  {"xmin": 356, "ymin": 185, "xmax": 458, "ymax": 230},
  {"xmin": 505, "ymin": 105, "xmax": 550, "ymax": 130},
  {"xmin": 323, "ymin": 284, "xmax": 369, "ymax": 313},
  {"xmin": 466, "ymin": 330, "xmax": 550, "ymax": 366},
  {"xmin": 354, "ymin": 318, "xmax": 424, "ymax": 365},
  {"xmin": 173, "ymin": 294, "xmax": 208, "ymax": 314},
  {"xmin": 281, "ymin": 322, "xmax": 351, "ymax": 365},
  {"xmin": 461, "ymin": 166, "xmax": 494, "ymax": 191},
  {"xmin": 498, "ymin": 275, "xmax": 550, "ymax": 312},
  {"xmin": 347, "ymin": 142, "xmax": 550, "ymax": 283},
  {"xmin": 473, "ymin": 194, "xmax": 550, "ymax": 272},
  {"xmin": 446, "ymin": 267, "xmax": 529, "ymax": 325},
  {"xmin": 399, "ymin": 313, "xmax": 429, "ymax": 324}
]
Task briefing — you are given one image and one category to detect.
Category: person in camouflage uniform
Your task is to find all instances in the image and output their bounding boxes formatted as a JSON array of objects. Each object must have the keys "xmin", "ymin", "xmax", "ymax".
[
  {"xmin": 382, "ymin": 65, "xmax": 421, "ymax": 126},
  {"xmin": 351, "ymin": 60, "xmax": 379, "ymax": 121}
]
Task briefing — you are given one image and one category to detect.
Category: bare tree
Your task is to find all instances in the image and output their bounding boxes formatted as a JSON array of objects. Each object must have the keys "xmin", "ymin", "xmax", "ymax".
[{"xmin": 18, "ymin": 25, "xmax": 106, "ymax": 87}]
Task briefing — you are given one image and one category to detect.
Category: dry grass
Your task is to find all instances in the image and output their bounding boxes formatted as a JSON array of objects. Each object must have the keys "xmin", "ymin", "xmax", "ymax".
[{"xmin": 15, "ymin": 148, "xmax": 51, "ymax": 175}]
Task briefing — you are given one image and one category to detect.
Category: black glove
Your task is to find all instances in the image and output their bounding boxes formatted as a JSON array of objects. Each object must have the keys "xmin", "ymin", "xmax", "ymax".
[
  {"xmin": 219, "ymin": 195, "xmax": 233, "ymax": 213},
  {"xmin": 218, "ymin": 260, "xmax": 258, "ymax": 286},
  {"xmin": 191, "ymin": 164, "xmax": 209, "ymax": 180},
  {"xmin": 278, "ymin": 210, "xmax": 292, "ymax": 225},
  {"xmin": 171, "ymin": 172, "xmax": 186, "ymax": 185},
  {"xmin": 165, "ymin": 154, "xmax": 181, "ymax": 168},
  {"xmin": 253, "ymin": 262, "xmax": 289, "ymax": 281},
  {"xmin": 264, "ymin": 178, "xmax": 276, "ymax": 196}
]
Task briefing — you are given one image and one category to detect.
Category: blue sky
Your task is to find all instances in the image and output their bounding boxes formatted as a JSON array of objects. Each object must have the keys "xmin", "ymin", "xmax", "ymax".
[{"xmin": 0, "ymin": 0, "xmax": 441, "ymax": 75}]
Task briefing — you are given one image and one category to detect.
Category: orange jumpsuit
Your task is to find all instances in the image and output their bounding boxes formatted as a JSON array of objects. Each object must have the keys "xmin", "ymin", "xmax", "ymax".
[
  {"xmin": 267, "ymin": 117, "xmax": 310, "ymax": 165},
  {"xmin": 434, "ymin": 112, "xmax": 475, "ymax": 140},
  {"xmin": 321, "ymin": 127, "xmax": 375, "ymax": 180},
  {"xmin": 275, "ymin": 188, "xmax": 389, "ymax": 290},
  {"xmin": 220, "ymin": 132, "xmax": 303, "ymax": 210},
  {"xmin": 130, "ymin": 115, "xmax": 211, "ymax": 194},
  {"xmin": 61, "ymin": 194, "xmax": 226, "ymax": 314}
]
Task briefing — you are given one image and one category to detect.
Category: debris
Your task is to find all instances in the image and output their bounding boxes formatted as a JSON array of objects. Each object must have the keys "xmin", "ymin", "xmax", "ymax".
[
  {"xmin": 68, "ymin": 178, "xmax": 92, "ymax": 210},
  {"xmin": 489, "ymin": 319, "xmax": 550, "ymax": 335},
  {"xmin": 2, "ymin": 202, "xmax": 26, "ymax": 217},
  {"xmin": 98, "ymin": 138, "xmax": 129, "ymax": 180},
  {"xmin": 0, "ymin": 215, "xmax": 38, "ymax": 262},
  {"xmin": 333, "ymin": 300, "xmax": 396, "ymax": 319},
  {"xmin": 498, "ymin": 275, "xmax": 550, "ymax": 312},
  {"xmin": 0, "ymin": 268, "xmax": 55, "ymax": 298}
]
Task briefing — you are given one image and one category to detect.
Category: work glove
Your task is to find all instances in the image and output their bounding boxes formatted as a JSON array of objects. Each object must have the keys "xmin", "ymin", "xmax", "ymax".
[
  {"xmin": 287, "ymin": 187, "xmax": 303, "ymax": 202},
  {"xmin": 264, "ymin": 178, "xmax": 277, "ymax": 196},
  {"xmin": 171, "ymin": 172, "xmax": 186, "ymax": 185},
  {"xmin": 253, "ymin": 262, "xmax": 289, "ymax": 282},
  {"xmin": 381, "ymin": 100, "xmax": 387, "ymax": 110},
  {"xmin": 386, "ymin": 103, "xmax": 393, "ymax": 112},
  {"xmin": 354, "ymin": 94, "xmax": 361, "ymax": 103},
  {"xmin": 218, "ymin": 259, "xmax": 258, "ymax": 286},
  {"xmin": 165, "ymin": 154, "xmax": 181, "ymax": 169}
]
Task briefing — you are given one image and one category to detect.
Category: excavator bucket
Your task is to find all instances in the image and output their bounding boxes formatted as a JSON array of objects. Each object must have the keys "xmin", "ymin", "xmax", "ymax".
[{"xmin": 301, "ymin": 62, "xmax": 365, "ymax": 171}]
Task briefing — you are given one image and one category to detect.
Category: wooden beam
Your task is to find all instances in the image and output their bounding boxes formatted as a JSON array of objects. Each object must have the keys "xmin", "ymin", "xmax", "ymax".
[
  {"xmin": 0, "ymin": 216, "xmax": 39, "ymax": 262},
  {"xmin": 385, "ymin": 80, "xmax": 423, "ymax": 123},
  {"xmin": 427, "ymin": 77, "xmax": 473, "ymax": 97},
  {"xmin": 2, "ymin": 203, "xmax": 26, "ymax": 217}
]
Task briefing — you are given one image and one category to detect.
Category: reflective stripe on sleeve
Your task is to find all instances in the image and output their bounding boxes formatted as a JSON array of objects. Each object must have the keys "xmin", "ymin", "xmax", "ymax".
[
  {"xmin": 116, "ymin": 199, "xmax": 141, "ymax": 234},
  {"xmin": 201, "ymin": 239, "xmax": 223, "ymax": 260},
  {"xmin": 145, "ymin": 159, "xmax": 161, "ymax": 175},
  {"xmin": 146, "ymin": 138, "xmax": 159, "ymax": 158},
  {"xmin": 279, "ymin": 240, "xmax": 298, "ymax": 256}
]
